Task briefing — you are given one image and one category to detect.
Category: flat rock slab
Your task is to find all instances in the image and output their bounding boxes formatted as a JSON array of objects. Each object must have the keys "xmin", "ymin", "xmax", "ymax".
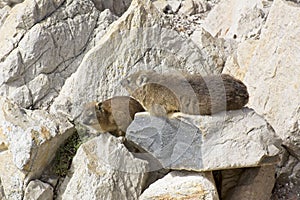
[{"xmin": 126, "ymin": 108, "xmax": 282, "ymax": 171}]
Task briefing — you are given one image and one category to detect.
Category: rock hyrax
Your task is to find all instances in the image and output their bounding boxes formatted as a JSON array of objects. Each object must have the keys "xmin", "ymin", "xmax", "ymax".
[
  {"xmin": 120, "ymin": 70, "xmax": 249, "ymax": 116},
  {"xmin": 80, "ymin": 96, "xmax": 145, "ymax": 137}
]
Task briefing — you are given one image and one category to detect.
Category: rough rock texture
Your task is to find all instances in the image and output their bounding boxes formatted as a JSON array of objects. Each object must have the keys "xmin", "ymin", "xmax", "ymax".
[
  {"xmin": 0, "ymin": 96, "xmax": 74, "ymax": 199},
  {"xmin": 58, "ymin": 134, "xmax": 149, "ymax": 200},
  {"xmin": 0, "ymin": 0, "xmax": 23, "ymax": 8},
  {"xmin": 220, "ymin": 165, "xmax": 275, "ymax": 200},
  {"xmin": 127, "ymin": 108, "xmax": 282, "ymax": 171},
  {"xmin": 50, "ymin": 0, "xmax": 227, "ymax": 120},
  {"xmin": 91, "ymin": 0, "xmax": 132, "ymax": 16},
  {"xmin": 179, "ymin": 0, "xmax": 211, "ymax": 16},
  {"xmin": 0, "ymin": 0, "xmax": 299, "ymax": 198},
  {"xmin": 0, "ymin": 0, "xmax": 117, "ymax": 109},
  {"xmin": 24, "ymin": 180, "xmax": 53, "ymax": 200},
  {"xmin": 140, "ymin": 171, "xmax": 219, "ymax": 200},
  {"xmin": 222, "ymin": 0, "xmax": 300, "ymax": 197},
  {"xmin": 202, "ymin": 0, "xmax": 271, "ymax": 41},
  {"xmin": 0, "ymin": 5, "xmax": 10, "ymax": 27},
  {"xmin": 0, "ymin": 151, "xmax": 25, "ymax": 199}
]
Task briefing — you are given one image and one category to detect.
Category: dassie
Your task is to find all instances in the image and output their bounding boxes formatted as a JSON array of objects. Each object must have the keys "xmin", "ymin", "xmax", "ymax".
[
  {"xmin": 120, "ymin": 70, "xmax": 249, "ymax": 116},
  {"xmin": 80, "ymin": 96, "xmax": 145, "ymax": 137}
]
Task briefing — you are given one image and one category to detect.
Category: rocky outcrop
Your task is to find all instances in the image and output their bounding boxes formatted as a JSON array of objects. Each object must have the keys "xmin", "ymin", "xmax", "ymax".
[
  {"xmin": 127, "ymin": 108, "xmax": 281, "ymax": 171},
  {"xmin": 0, "ymin": 0, "xmax": 117, "ymax": 109},
  {"xmin": 57, "ymin": 134, "xmax": 148, "ymax": 200},
  {"xmin": 202, "ymin": 0, "xmax": 271, "ymax": 41},
  {"xmin": 50, "ymin": 0, "xmax": 227, "ymax": 120},
  {"xmin": 0, "ymin": 96, "xmax": 74, "ymax": 199},
  {"xmin": 222, "ymin": 0, "xmax": 300, "ymax": 197},
  {"xmin": 0, "ymin": 0, "xmax": 299, "ymax": 199}
]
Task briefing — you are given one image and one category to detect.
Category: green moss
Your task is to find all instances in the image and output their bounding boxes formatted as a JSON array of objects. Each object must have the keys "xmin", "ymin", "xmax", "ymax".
[{"xmin": 53, "ymin": 133, "xmax": 82, "ymax": 177}]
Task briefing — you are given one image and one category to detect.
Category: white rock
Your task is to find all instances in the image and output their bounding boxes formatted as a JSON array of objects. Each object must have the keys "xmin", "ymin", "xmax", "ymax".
[
  {"xmin": 223, "ymin": 0, "xmax": 300, "ymax": 194},
  {"xmin": 0, "ymin": 151, "xmax": 25, "ymax": 199},
  {"xmin": 51, "ymin": 0, "xmax": 225, "ymax": 120},
  {"xmin": 241, "ymin": 0, "xmax": 300, "ymax": 156},
  {"xmin": 126, "ymin": 108, "xmax": 282, "ymax": 171},
  {"xmin": 0, "ymin": 5, "xmax": 10, "ymax": 27},
  {"xmin": 140, "ymin": 171, "xmax": 219, "ymax": 200},
  {"xmin": 180, "ymin": 0, "xmax": 210, "ymax": 15},
  {"xmin": 28, "ymin": 74, "xmax": 50, "ymax": 104},
  {"xmin": 24, "ymin": 180, "xmax": 53, "ymax": 200},
  {"xmin": 167, "ymin": 0, "xmax": 182, "ymax": 13},
  {"xmin": 223, "ymin": 39, "xmax": 259, "ymax": 80},
  {"xmin": 0, "ymin": 0, "xmax": 115, "ymax": 109},
  {"xmin": 10, "ymin": 85, "xmax": 32, "ymax": 108},
  {"xmin": 0, "ymin": 96, "xmax": 74, "ymax": 198},
  {"xmin": 190, "ymin": 28, "xmax": 226, "ymax": 71},
  {"xmin": 152, "ymin": 0, "xmax": 168, "ymax": 12},
  {"xmin": 59, "ymin": 134, "xmax": 148, "ymax": 200},
  {"xmin": 202, "ymin": 0, "xmax": 268, "ymax": 40},
  {"xmin": 0, "ymin": 0, "xmax": 23, "ymax": 7},
  {"xmin": 223, "ymin": 0, "xmax": 300, "ymax": 176}
]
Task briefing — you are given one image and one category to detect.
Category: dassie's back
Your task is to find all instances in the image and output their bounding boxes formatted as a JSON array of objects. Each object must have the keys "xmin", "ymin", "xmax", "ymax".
[{"xmin": 121, "ymin": 71, "xmax": 249, "ymax": 115}]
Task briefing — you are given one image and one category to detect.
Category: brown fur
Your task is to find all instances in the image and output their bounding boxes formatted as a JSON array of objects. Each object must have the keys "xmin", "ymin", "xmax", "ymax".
[
  {"xmin": 80, "ymin": 96, "xmax": 145, "ymax": 136},
  {"xmin": 121, "ymin": 70, "xmax": 249, "ymax": 116}
]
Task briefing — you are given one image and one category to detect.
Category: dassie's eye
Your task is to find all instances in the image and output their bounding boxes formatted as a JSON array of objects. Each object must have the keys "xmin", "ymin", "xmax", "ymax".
[
  {"xmin": 96, "ymin": 102, "xmax": 105, "ymax": 112},
  {"xmin": 136, "ymin": 75, "xmax": 147, "ymax": 86}
]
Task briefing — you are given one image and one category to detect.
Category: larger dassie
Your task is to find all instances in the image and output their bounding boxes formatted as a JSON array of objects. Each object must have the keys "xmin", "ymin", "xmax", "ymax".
[
  {"xmin": 121, "ymin": 70, "xmax": 249, "ymax": 116},
  {"xmin": 80, "ymin": 96, "xmax": 145, "ymax": 136}
]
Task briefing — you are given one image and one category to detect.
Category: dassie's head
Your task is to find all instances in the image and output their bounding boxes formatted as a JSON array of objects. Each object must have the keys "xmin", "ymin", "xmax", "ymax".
[
  {"xmin": 80, "ymin": 101, "xmax": 111, "ymax": 133},
  {"xmin": 80, "ymin": 96, "xmax": 145, "ymax": 136},
  {"xmin": 120, "ymin": 70, "xmax": 158, "ymax": 93}
]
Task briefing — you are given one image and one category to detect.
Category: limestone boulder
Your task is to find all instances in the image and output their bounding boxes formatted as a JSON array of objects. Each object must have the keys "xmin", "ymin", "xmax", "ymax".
[
  {"xmin": 223, "ymin": 0, "xmax": 300, "ymax": 196},
  {"xmin": 24, "ymin": 180, "xmax": 53, "ymax": 200},
  {"xmin": 126, "ymin": 108, "xmax": 282, "ymax": 171},
  {"xmin": 0, "ymin": 96, "xmax": 74, "ymax": 199},
  {"xmin": 58, "ymin": 134, "xmax": 149, "ymax": 200},
  {"xmin": 140, "ymin": 171, "xmax": 219, "ymax": 200},
  {"xmin": 50, "ymin": 0, "xmax": 227, "ymax": 120},
  {"xmin": 0, "ymin": 0, "xmax": 116, "ymax": 109},
  {"xmin": 242, "ymin": 0, "xmax": 300, "ymax": 159},
  {"xmin": 202, "ymin": 0, "xmax": 271, "ymax": 41}
]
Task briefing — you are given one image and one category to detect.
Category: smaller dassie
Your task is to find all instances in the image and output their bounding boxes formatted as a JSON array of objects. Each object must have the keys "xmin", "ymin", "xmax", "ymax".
[
  {"xmin": 121, "ymin": 70, "xmax": 249, "ymax": 116},
  {"xmin": 80, "ymin": 96, "xmax": 145, "ymax": 137}
]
